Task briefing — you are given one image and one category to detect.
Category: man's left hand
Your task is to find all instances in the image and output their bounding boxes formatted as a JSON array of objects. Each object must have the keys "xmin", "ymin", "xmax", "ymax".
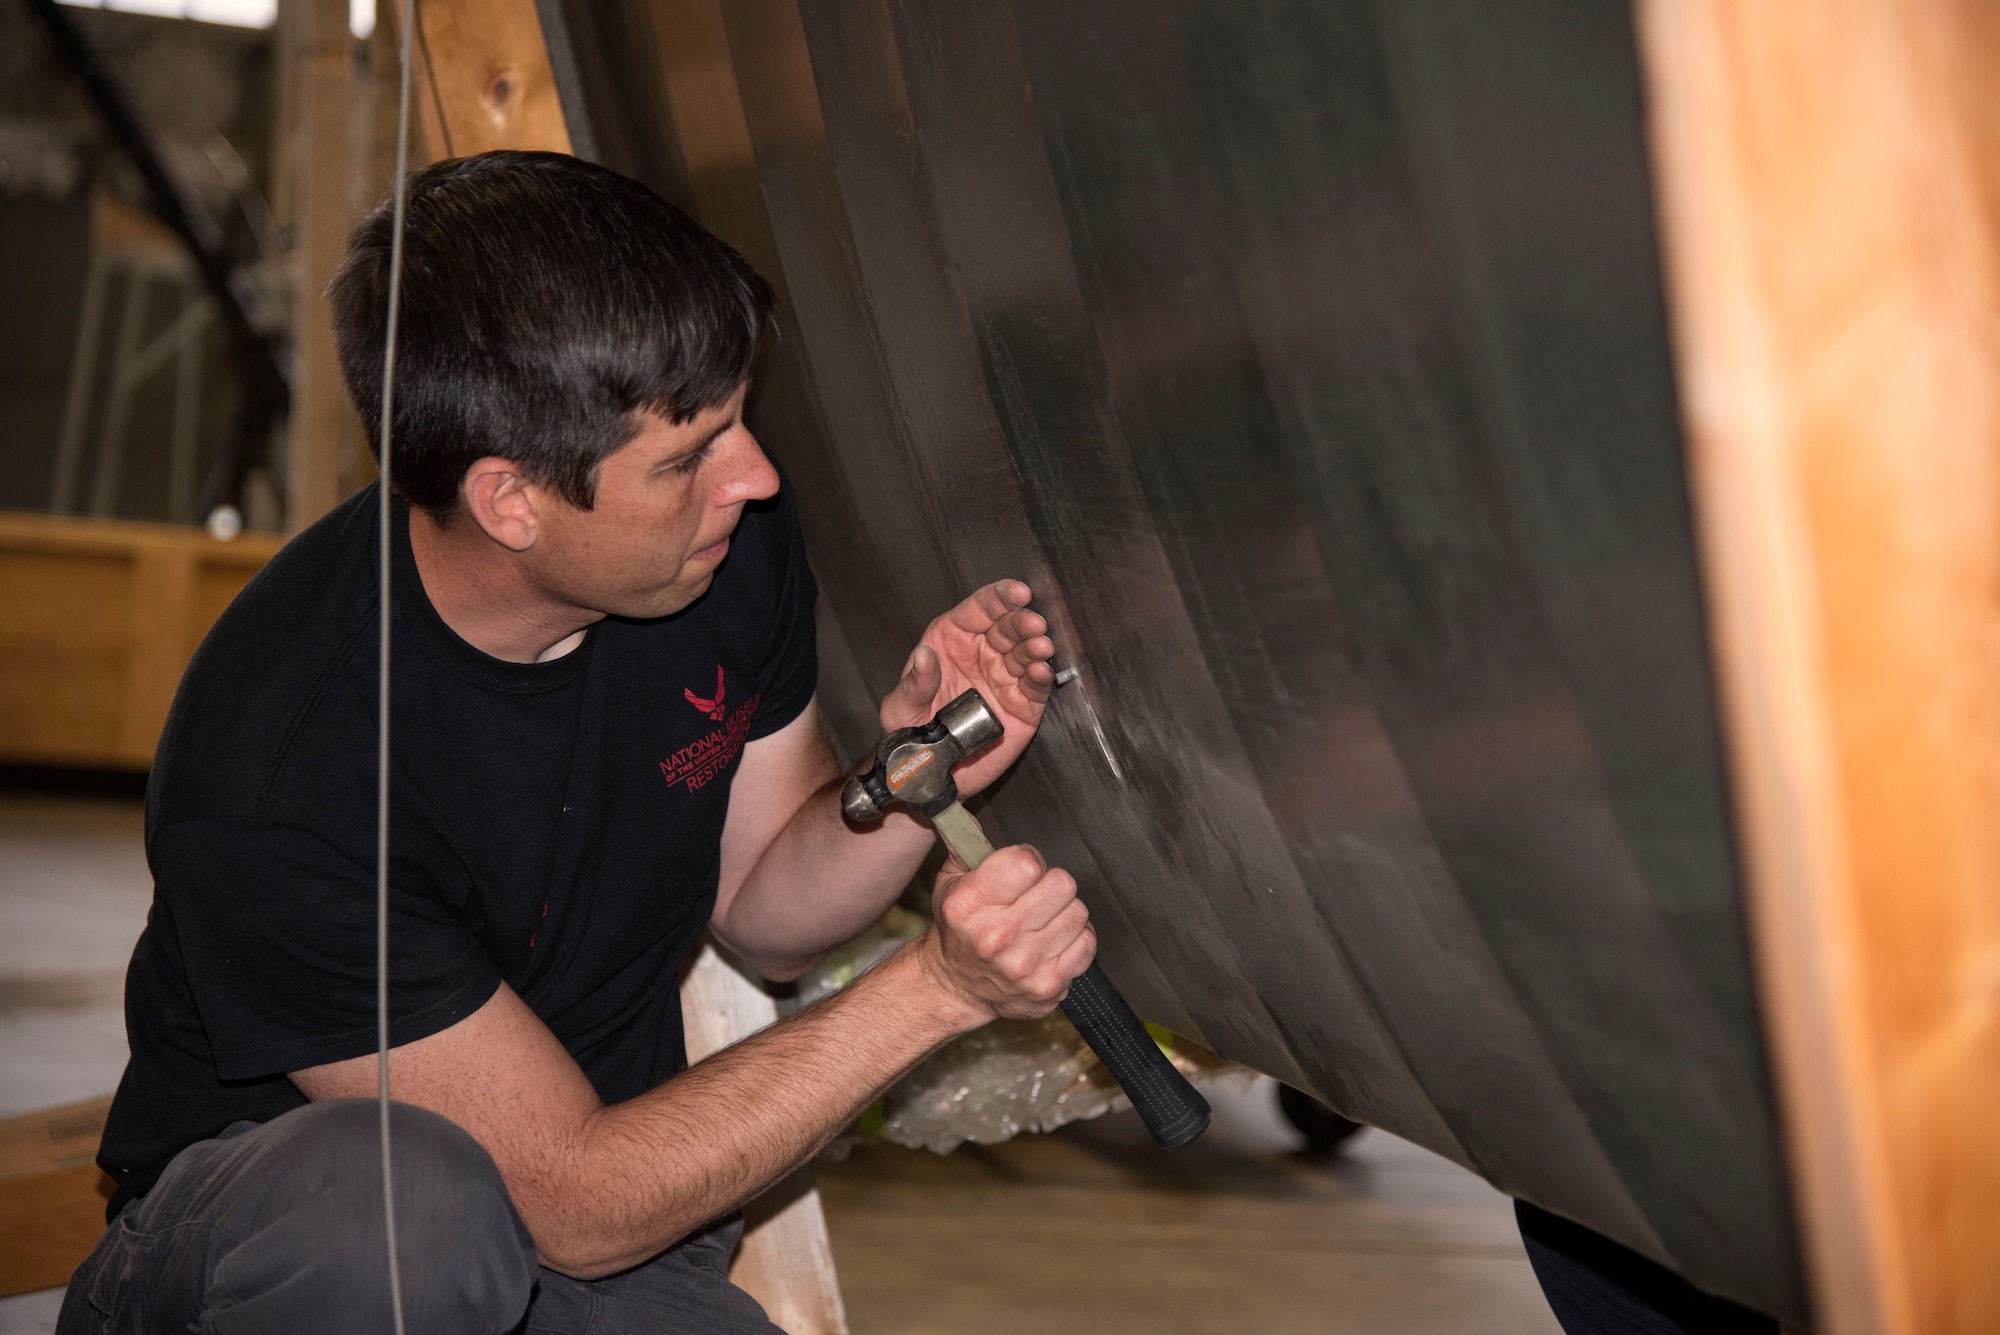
[{"xmin": 878, "ymin": 579, "xmax": 1056, "ymax": 800}]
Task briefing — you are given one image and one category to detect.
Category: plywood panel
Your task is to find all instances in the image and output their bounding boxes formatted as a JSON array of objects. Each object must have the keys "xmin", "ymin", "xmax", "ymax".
[{"xmin": 1638, "ymin": 2, "xmax": 2000, "ymax": 1331}]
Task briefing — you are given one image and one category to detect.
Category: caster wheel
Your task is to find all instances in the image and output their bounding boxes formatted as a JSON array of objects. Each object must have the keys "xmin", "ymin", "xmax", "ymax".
[{"xmin": 1277, "ymin": 1083, "xmax": 1363, "ymax": 1153}]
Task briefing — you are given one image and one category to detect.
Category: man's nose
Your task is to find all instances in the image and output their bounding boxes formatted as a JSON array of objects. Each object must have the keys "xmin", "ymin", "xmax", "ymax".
[{"xmin": 719, "ymin": 427, "xmax": 781, "ymax": 505}]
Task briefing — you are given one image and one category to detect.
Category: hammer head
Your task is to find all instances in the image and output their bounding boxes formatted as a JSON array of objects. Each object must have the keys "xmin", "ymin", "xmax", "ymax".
[{"xmin": 841, "ymin": 688, "xmax": 1004, "ymax": 823}]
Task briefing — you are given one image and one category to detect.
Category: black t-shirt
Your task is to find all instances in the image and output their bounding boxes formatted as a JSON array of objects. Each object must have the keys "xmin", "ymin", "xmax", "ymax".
[{"xmin": 99, "ymin": 480, "xmax": 818, "ymax": 1214}]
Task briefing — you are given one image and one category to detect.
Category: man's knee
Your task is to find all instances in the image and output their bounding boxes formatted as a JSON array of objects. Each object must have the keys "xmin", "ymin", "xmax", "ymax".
[
  {"xmin": 244, "ymin": 1100, "xmax": 520, "ymax": 1233},
  {"xmin": 202, "ymin": 1100, "xmax": 536, "ymax": 1333},
  {"xmin": 377, "ymin": 1101, "xmax": 539, "ymax": 1325}
]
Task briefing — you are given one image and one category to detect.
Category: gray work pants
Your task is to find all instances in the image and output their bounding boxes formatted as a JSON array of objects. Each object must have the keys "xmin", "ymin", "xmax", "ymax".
[{"xmin": 57, "ymin": 1099, "xmax": 783, "ymax": 1334}]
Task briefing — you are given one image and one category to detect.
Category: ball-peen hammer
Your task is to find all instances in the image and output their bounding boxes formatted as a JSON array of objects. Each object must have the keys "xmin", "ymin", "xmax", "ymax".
[{"xmin": 842, "ymin": 688, "xmax": 1211, "ymax": 1149}]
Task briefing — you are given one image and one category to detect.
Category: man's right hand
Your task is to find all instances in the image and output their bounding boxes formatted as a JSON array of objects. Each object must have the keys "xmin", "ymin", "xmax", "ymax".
[{"xmin": 916, "ymin": 842, "xmax": 1096, "ymax": 1023}]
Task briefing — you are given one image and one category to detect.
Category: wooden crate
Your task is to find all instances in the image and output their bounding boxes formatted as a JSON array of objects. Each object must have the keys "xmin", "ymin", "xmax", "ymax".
[
  {"xmin": 0, "ymin": 1096, "xmax": 115, "ymax": 1298},
  {"xmin": 0, "ymin": 512, "xmax": 280, "ymax": 770}
]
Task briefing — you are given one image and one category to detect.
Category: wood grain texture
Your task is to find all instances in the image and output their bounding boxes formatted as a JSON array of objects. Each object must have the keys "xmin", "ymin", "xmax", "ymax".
[
  {"xmin": 0, "ymin": 513, "xmax": 280, "ymax": 769},
  {"xmin": 407, "ymin": 0, "xmax": 571, "ymax": 158},
  {"xmin": 1639, "ymin": 4, "xmax": 2000, "ymax": 1332}
]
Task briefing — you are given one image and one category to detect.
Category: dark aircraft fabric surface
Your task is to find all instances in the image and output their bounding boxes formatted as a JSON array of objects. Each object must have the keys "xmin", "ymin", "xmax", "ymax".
[{"xmin": 544, "ymin": 0, "xmax": 1806, "ymax": 1322}]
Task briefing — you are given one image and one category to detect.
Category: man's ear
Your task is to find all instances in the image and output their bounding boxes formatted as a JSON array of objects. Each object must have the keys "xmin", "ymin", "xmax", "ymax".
[{"xmin": 460, "ymin": 458, "xmax": 541, "ymax": 552}]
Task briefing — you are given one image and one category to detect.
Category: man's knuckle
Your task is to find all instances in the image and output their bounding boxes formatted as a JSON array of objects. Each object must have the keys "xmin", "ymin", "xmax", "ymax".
[{"xmin": 998, "ymin": 846, "xmax": 1046, "ymax": 884}]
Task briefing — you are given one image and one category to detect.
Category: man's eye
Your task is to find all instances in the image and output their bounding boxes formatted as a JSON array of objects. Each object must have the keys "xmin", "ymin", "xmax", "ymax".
[{"xmin": 668, "ymin": 443, "xmax": 712, "ymax": 476}]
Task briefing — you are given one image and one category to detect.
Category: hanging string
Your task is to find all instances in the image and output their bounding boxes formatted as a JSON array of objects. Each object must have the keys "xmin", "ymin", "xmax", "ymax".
[{"xmin": 377, "ymin": 0, "xmax": 417, "ymax": 1330}]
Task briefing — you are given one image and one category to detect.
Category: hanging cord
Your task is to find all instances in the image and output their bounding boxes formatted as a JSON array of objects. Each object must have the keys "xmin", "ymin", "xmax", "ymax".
[{"xmin": 377, "ymin": 0, "xmax": 417, "ymax": 1330}]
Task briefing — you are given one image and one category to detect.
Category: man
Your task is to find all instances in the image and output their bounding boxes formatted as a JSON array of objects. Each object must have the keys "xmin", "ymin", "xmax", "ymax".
[{"xmin": 62, "ymin": 151, "xmax": 1095, "ymax": 1334}]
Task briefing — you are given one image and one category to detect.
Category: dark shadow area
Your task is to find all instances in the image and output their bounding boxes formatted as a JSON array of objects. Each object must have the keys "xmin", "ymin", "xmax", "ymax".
[{"xmin": 0, "ymin": 764, "xmax": 148, "ymax": 800}]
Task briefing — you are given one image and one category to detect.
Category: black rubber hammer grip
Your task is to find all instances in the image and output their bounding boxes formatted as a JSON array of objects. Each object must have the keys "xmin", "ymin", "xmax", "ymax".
[{"xmin": 1060, "ymin": 961, "xmax": 1212, "ymax": 1148}]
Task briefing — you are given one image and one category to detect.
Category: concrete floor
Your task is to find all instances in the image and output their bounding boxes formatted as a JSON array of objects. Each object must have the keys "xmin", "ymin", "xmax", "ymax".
[
  {"xmin": 0, "ymin": 792, "xmax": 1560, "ymax": 1334},
  {"xmin": 0, "ymin": 797, "xmax": 150, "ymax": 1119}
]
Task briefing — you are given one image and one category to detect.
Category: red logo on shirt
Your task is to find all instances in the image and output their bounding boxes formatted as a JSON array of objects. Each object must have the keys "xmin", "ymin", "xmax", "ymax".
[
  {"xmin": 660, "ymin": 690, "xmax": 761, "ymax": 793},
  {"xmin": 685, "ymin": 666, "xmax": 727, "ymax": 721}
]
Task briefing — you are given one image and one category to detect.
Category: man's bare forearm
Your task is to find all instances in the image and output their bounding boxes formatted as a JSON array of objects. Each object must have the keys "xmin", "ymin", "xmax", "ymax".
[
  {"xmin": 538, "ymin": 934, "xmax": 980, "ymax": 1277},
  {"xmin": 713, "ymin": 777, "xmax": 939, "ymax": 978}
]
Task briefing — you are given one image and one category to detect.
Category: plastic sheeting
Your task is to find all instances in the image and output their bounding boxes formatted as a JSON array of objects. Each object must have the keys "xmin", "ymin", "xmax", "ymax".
[
  {"xmin": 550, "ymin": 0, "xmax": 1805, "ymax": 1320},
  {"xmin": 795, "ymin": 909, "xmax": 1251, "ymax": 1154}
]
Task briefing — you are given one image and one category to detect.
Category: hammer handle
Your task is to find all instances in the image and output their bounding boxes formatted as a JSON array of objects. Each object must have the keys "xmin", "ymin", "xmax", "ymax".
[
  {"xmin": 929, "ymin": 802, "xmax": 998, "ymax": 868},
  {"xmin": 929, "ymin": 802, "xmax": 1211, "ymax": 1150}
]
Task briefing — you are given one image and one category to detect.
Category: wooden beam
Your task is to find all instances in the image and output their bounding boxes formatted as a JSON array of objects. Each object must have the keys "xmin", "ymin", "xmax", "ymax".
[
  {"xmin": 284, "ymin": 0, "xmax": 362, "ymax": 532},
  {"xmin": 406, "ymin": 0, "xmax": 572, "ymax": 158},
  {"xmin": 1638, "ymin": 3, "xmax": 2000, "ymax": 1332}
]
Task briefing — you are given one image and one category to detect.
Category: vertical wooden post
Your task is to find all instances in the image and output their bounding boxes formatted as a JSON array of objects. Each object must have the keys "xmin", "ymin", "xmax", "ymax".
[
  {"xmin": 1639, "ymin": 3, "xmax": 2000, "ymax": 1332},
  {"xmin": 285, "ymin": 0, "xmax": 360, "ymax": 531}
]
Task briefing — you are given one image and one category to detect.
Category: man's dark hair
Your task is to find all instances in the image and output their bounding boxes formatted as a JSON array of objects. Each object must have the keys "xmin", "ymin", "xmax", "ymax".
[{"xmin": 329, "ymin": 151, "xmax": 773, "ymax": 513}]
